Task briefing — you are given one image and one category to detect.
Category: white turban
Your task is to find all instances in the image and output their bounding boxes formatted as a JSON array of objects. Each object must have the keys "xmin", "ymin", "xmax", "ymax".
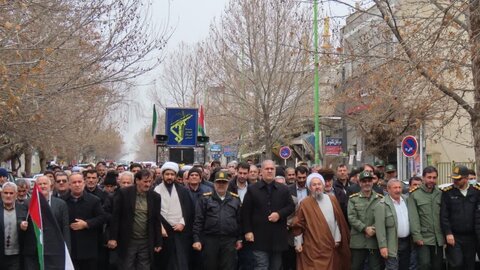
[
  {"xmin": 306, "ymin": 173, "xmax": 325, "ymax": 189},
  {"xmin": 161, "ymin": 162, "xmax": 179, "ymax": 174}
]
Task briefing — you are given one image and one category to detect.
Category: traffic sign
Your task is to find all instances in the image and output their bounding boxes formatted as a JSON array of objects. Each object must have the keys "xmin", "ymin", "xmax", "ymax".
[
  {"xmin": 401, "ymin": 136, "xmax": 418, "ymax": 157},
  {"xmin": 279, "ymin": 146, "xmax": 292, "ymax": 160}
]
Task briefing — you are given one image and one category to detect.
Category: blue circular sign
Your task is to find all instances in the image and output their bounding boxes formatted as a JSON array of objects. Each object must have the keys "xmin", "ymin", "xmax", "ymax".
[
  {"xmin": 401, "ymin": 136, "xmax": 418, "ymax": 157},
  {"xmin": 279, "ymin": 146, "xmax": 292, "ymax": 159}
]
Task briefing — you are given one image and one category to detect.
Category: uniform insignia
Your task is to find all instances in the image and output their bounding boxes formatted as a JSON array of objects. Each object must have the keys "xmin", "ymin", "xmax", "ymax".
[
  {"xmin": 349, "ymin": 192, "xmax": 359, "ymax": 198},
  {"xmin": 440, "ymin": 185, "xmax": 453, "ymax": 192},
  {"xmin": 230, "ymin": 192, "xmax": 239, "ymax": 198},
  {"xmin": 203, "ymin": 192, "xmax": 212, "ymax": 196},
  {"xmin": 409, "ymin": 186, "xmax": 419, "ymax": 193}
]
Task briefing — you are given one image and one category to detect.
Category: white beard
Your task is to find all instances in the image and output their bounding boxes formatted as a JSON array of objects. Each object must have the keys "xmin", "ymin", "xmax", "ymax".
[{"xmin": 313, "ymin": 190, "xmax": 324, "ymax": 201}]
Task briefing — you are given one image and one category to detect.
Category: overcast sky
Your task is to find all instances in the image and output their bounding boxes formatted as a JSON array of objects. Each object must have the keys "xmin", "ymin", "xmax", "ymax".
[
  {"xmin": 120, "ymin": 0, "xmax": 353, "ymax": 161},
  {"xmin": 120, "ymin": 0, "xmax": 229, "ymax": 161}
]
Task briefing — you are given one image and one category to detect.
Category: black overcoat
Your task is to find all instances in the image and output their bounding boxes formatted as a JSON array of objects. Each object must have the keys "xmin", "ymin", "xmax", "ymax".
[
  {"xmin": 241, "ymin": 180, "xmax": 295, "ymax": 252},
  {"xmin": 109, "ymin": 186, "xmax": 162, "ymax": 260}
]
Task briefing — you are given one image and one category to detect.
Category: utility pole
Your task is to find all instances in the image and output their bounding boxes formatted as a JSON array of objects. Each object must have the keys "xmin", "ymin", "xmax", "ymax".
[{"xmin": 313, "ymin": 0, "xmax": 320, "ymax": 165}]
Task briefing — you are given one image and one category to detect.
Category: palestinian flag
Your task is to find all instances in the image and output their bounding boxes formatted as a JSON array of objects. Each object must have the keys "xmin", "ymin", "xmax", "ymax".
[
  {"xmin": 198, "ymin": 105, "xmax": 206, "ymax": 136},
  {"xmin": 28, "ymin": 184, "xmax": 74, "ymax": 270}
]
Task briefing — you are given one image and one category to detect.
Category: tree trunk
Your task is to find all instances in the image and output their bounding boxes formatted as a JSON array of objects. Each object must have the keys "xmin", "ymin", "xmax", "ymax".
[
  {"xmin": 39, "ymin": 150, "xmax": 47, "ymax": 173},
  {"xmin": 24, "ymin": 147, "xmax": 32, "ymax": 177},
  {"xmin": 470, "ymin": 0, "xmax": 480, "ymax": 174}
]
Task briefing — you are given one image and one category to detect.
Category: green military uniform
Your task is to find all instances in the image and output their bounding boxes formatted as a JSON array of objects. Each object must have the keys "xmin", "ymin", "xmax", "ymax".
[
  {"xmin": 407, "ymin": 183, "xmax": 444, "ymax": 270},
  {"xmin": 348, "ymin": 171, "xmax": 384, "ymax": 270},
  {"xmin": 374, "ymin": 194, "xmax": 407, "ymax": 258}
]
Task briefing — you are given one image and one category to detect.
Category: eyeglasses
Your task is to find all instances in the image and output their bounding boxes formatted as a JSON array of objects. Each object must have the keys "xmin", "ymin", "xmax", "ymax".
[{"xmin": 56, "ymin": 179, "xmax": 67, "ymax": 183}]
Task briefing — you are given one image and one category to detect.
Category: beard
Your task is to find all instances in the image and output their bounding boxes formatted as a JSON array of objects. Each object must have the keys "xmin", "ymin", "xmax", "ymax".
[{"xmin": 312, "ymin": 190, "xmax": 324, "ymax": 201}]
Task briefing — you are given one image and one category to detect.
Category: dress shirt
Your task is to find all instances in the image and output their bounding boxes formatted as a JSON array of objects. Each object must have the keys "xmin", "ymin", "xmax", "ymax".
[{"xmin": 391, "ymin": 196, "xmax": 409, "ymax": 238}]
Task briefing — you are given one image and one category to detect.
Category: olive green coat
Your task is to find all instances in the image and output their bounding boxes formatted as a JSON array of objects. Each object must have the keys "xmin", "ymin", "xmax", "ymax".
[
  {"xmin": 407, "ymin": 184, "xmax": 444, "ymax": 246},
  {"xmin": 348, "ymin": 191, "xmax": 383, "ymax": 249},
  {"xmin": 374, "ymin": 195, "xmax": 408, "ymax": 258}
]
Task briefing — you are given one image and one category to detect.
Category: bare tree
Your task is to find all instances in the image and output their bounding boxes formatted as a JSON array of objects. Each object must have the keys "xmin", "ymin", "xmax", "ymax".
[
  {"xmin": 0, "ymin": 0, "xmax": 170, "ymax": 168},
  {"xmin": 203, "ymin": 0, "xmax": 314, "ymax": 158},
  {"xmin": 328, "ymin": 0, "xmax": 479, "ymax": 169}
]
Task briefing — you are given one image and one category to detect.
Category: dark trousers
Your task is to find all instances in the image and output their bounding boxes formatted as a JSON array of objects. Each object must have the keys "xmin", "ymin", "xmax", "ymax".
[
  {"xmin": 73, "ymin": 258, "xmax": 98, "ymax": 270},
  {"xmin": 281, "ymin": 246, "xmax": 296, "ymax": 270},
  {"xmin": 25, "ymin": 255, "xmax": 67, "ymax": 270},
  {"xmin": 384, "ymin": 237, "xmax": 411, "ymax": 270},
  {"xmin": 237, "ymin": 242, "xmax": 255, "ymax": 270},
  {"xmin": 121, "ymin": 238, "xmax": 150, "ymax": 270},
  {"xmin": 0, "ymin": 254, "xmax": 20, "ymax": 270},
  {"xmin": 416, "ymin": 245, "xmax": 443, "ymax": 270},
  {"xmin": 446, "ymin": 234, "xmax": 476, "ymax": 270},
  {"xmin": 252, "ymin": 250, "xmax": 282, "ymax": 270},
  {"xmin": 202, "ymin": 235, "xmax": 237, "ymax": 270},
  {"xmin": 351, "ymin": 248, "xmax": 383, "ymax": 270}
]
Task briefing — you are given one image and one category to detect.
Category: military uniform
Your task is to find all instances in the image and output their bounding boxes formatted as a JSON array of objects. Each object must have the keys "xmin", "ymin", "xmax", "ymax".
[
  {"xmin": 374, "ymin": 194, "xmax": 411, "ymax": 270},
  {"xmin": 407, "ymin": 183, "xmax": 444, "ymax": 270},
  {"xmin": 440, "ymin": 166, "xmax": 480, "ymax": 270},
  {"xmin": 192, "ymin": 172, "xmax": 242, "ymax": 270},
  {"xmin": 348, "ymin": 171, "xmax": 384, "ymax": 270}
]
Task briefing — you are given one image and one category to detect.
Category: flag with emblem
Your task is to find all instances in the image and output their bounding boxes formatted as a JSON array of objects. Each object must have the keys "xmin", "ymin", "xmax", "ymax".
[{"xmin": 28, "ymin": 184, "xmax": 74, "ymax": 270}]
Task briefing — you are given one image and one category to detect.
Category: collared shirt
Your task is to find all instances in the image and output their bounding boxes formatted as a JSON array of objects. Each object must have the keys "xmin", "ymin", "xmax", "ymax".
[
  {"xmin": 237, "ymin": 183, "xmax": 248, "ymax": 202},
  {"xmin": 132, "ymin": 192, "xmax": 148, "ymax": 240},
  {"xmin": 391, "ymin": 196, "xmax": 409, "ymax": 238},
  {"xmin": 296, "ymin": 185, "xmax": 308, "ymax": 203}
]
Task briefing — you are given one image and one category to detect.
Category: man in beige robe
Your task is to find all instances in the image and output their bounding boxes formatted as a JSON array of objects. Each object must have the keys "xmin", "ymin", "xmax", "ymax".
[{"xmin": 293, "ymin": 173, "xmax": 351, "ymax": 270}]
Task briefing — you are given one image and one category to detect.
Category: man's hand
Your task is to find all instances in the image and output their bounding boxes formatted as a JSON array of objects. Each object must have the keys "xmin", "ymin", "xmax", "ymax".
[
  {"xmin": 268, "ymin": 212, "xmax": 280, "ymax": 223},
  {"xmin": 295, "ymin": 245, "xmax": 303, "ymax": 253},
  {"xmin": 415, "ymin": 240, "xmax": 424, "ymax": 246},
  {"xmin": 446, "ymin": 234, "xmax": 455, "ymax": 246},
  {"xmin": 380, "ymin": 247, "xmax": 388, "ymax": 259},
  {"xmin": 70, "ymin": 219, "xmax": 88, "ymax": 231},
  {"xmin": 364, "ymin": 226, "xmax": 376, "ymax": 237},
  {"xmin": 107, "ymin": 240, "xmax": 117, "ymax": 249},
  {"xmin": 154, "ymin": 246, "xmax": 162, "ymax": 253},
  {"xmin": 192, "ymin": 242, "xmax": 202, "ymax": 251},
  {"xmin": 245, "ymin": 232, "xmax": 254, "ymax": 242},
  {"xmin": 20, "ymin": 221, "xmax": 28, "ymax": 231},
  {"xmin": 173, "ymin": 223, "xmax": 184, "ymax": 232},
  {"xmin": 235, "ymin": 241, "xmax": 243, "ymax": 250}
]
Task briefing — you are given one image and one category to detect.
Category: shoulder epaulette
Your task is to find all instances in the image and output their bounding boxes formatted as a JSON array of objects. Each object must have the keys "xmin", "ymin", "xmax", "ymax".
[
  {"xmin": 409, "ymin": 186, "xmax": 420, "ymax": 193},
  {"xmin": 440, "ymin": 185, "xmax": 453, "ymax": 192},
  {"xmin": 376, "ymin": 193, "xmax": 384, "ymax": 198},
  {"xmin": 474, "ymin": 183, "xmax": 480, "ymax": 191},
  {"xmin": 230, "ymin": 192, "xmax": 239, "ymax": 198},
  {"xmin": 203, "ymin": 192, "xmax": 212, "ymax": 196},
  {"xmin": 349, "ymin": 192, "xmax": 359, "ymax": 198}
]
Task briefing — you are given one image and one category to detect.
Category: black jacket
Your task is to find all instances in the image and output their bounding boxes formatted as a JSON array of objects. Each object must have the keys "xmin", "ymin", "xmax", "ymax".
[
  {"xmin": 441, "ymin": 184, "xmax": 480, "ymax": 236},
  {"xmin": 241, "ymin": 180, "xmax": 295, "ymax": 252},
  {"xmin": 110, "ymin": 186, "xmax": 162, "ymax": 260},
  {"xmin": 193, "ymin": 192, "xmax": 241, "ymax": 242},
  {"xmin": 0, "ymin": 203, "xmax": 27, "ymax": 257},
  {"xmin": 64, "ymin": 191, "xmax": 107, "ymax": 260},
  {"xmin": 333, "ymin": 179, "xmax": 351, "ymax": 220},
  {"xmin": 287, "ymin": 183, "xmax": 310, "ymax": 199}
]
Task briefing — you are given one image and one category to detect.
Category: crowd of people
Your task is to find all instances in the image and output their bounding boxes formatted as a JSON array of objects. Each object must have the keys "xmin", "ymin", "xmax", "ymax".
[{"xmin": 0, "ymin": 159, "xmax": 478, "ymax": 270}]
